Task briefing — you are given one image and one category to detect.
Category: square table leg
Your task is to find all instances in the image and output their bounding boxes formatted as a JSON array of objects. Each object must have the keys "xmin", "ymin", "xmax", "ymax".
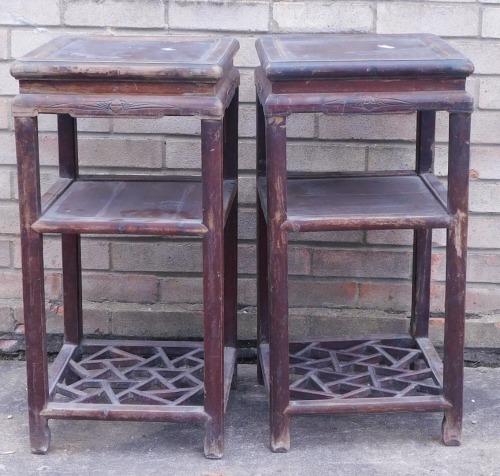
[
  {"xmin": 411, "ymin": 110, "xmax": 436, "ymax": 338},
  {"xmin": 202, "ymin": 119, "xmax": 226, "ymax": 459},
  {"xmin": 442, "ymin": 112, "xmax": 471, "ymax": 446},
  {"xmin": 57, "ymin": 114, "xmax": 83, "ymax": 345},
  {"xmin": 223, "ymin": 90, "xmax": 239, "ymax": 390},
  {"xmin": 256, "ymin": 97, "xmax": 268, "ymax": 386},
  {"xmin": 266, "ymin": 115, "xmax": 290, "ymax": 452},
  {"xmin": 15, "ymin": 116, "xmax": 51, "ymax": 454}
]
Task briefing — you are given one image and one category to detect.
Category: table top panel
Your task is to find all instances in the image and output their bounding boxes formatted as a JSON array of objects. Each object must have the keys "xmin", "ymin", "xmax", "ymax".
[
  {"xmin": 11, "ymin": 35, "xmax": 239, "ymax": 82},
  {"xmin": 256, "ymin": 34, "xmax": 473, "ymax": 80}
]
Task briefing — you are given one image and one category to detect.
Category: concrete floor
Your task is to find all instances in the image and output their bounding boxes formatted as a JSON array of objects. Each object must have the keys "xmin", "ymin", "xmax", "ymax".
[{"xmin": 0, "ymin": 361, "xmax": 499, "ymax": 476}]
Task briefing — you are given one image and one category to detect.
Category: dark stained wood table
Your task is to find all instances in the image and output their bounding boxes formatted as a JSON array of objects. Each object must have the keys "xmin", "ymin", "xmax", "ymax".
[
  {"xmin": 254, "ymin": 34, "xmax": 474, "ymax": 452},
  {"xmin": 11, "ymin": 35, "xmax": 239, "ymax": 459}
]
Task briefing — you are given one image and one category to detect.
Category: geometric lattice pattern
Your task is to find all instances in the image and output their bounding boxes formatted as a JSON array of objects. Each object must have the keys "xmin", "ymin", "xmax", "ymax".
[
  {"xmin": 52, "ymin": 345, "xmax": 204, "ymax": 406},
  {"xmin": 290, "ymin": 339, "xmax": 441, "ymax": 400}
]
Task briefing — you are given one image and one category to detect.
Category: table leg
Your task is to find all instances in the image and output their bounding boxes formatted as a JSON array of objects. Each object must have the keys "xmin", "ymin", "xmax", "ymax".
[
  {"xmin": 442, "ymin": 112, "xmax": 471, "ymax": 446},
  {"xmin": 15, "ymin": 116, "xmax": 51, "ymax": 454},
  {"xmin": 57, "ymin": 115, "xmax": 83, "ymax": 345},
  {"xmin": 223, "ymin": 90, "xmax": 238, "ymax": 390},
  {"xmin": 256, "ymin": 97, "xmax": 268, "ymax": 385},
  {"xmin": 202, "ymin": 119, "xmax": 225, "ymax": 458},
  {"xmin": 411, "ymin": 111, "xmax": 436, "ymax": 338},
  {"xmin": 266, "ymin": 115, "xmax": 290, "ymax": 452}
]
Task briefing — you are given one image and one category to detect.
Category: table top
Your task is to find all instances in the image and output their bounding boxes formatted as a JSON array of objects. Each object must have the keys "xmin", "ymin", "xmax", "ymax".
[
  {"xmin": 256, "ymin": 34, "xmax": 474, "ymax": 81},
  {"xmin": 11, "ymin": 35, "xmax": 239, "ymax": 82}
]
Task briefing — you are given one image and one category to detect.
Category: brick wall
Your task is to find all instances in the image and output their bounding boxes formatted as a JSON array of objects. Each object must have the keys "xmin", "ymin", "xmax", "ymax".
[{"xmin": 0, "ymin": 0, "xmax": 499, "ymax": 348}]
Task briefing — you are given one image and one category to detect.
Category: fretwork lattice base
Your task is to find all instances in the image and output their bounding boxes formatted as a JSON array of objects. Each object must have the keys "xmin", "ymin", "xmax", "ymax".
[
  {"xmin": 259, "ymin": 335, "xmax": 445, "ymax": 406},
  {"xmin": 288, "ymin": 337, "xmax": 441, "ymax": 400},
  {"xmin": 51, "ymin": 342, "xmax": 205, "ymax": 407}
]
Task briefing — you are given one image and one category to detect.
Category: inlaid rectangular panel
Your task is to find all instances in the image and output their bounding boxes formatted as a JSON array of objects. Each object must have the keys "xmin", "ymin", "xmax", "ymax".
[
  {"xmin": 11, "ymin": 36, "xmax": 239, "ymax": 82},
  {"xmin": 256, "ymin": 34, "xmax": 474, "ymax": 81}
]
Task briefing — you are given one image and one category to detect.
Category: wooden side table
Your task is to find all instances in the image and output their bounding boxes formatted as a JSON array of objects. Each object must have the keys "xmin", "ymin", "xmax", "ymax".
[
  {"xmin": 254, "ymin": 34, "xmax": 473, "ymax": 452},
  {"xmin": 11, "ymin": 35, "xmax": 239, "ymax": 459}
]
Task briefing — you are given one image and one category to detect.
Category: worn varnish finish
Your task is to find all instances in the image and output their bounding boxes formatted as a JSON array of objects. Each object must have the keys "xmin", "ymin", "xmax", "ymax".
[
  {"xmin": 12, "ymin": 35, "xmax": 239, "ymax": 458},
  {"xmin": 255, "ymin": 34, "xmax": 473, "ymax": 451}
]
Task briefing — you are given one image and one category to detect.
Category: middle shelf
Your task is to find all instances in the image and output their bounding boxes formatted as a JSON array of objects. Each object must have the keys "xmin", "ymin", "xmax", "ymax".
[
  {"xmin": 257, "ymin": 171, "xmax": 451, "ymax": 232},
  {"xmin": 34, "ymin": 176, "xmax": 237, "ymax": 236}
]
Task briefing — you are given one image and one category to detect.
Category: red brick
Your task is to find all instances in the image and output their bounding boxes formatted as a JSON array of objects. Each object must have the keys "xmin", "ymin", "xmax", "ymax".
[
  {"xmin": 238, "ymin": 175, "xmax": 256, "ymax": 206},
  {"xmin": 112, "ymin": 241, "xmax": 202, "ymax": 273},
  {"xmin": 13, "ymin": 237, "xmax": 110, "ymax": 271},
  {"xmin": 365, "ymin": 229, "xmax": 414, "ymax": 246},
  {"xmin": 0, "ymin": 271, "xmax": 22, "ymax": 298},
  {"xmin": 0, "ymin": 171, "xmax": 10, "ymax": 200},
  {"xmin": 164, "ymin": 138, "xmax": 200, "ymax": 170},
  {"xmin": 239, "ymin": 139, "xmax": 258, "ymax": 171},
  {"xmin": 82, "ymin": 273, "xmax": 158, "ymax": 304},
  {"xmin": 238, "ymin": 207, "xmax": 256, "ymax": 241},
  {"xmin": 471, "ymin": 111, "xmax": 500, "ymax": 144},
  {"xmin": 469, "ymin": 146, "xmax": 500, "ymax": 180},
  {"xmin": 234, "ymin": 37, "xmax": 261, "ymax": 68},
  {"xmin": 430, "ymin": 252, "xmax": 446, "ymax": 281},
  {"xmin": 367, "ymin": 145, "xmax": 416, "ymax": 171},
  {"xmin": 462, "ymin": 285, "xmax": 500, "ymax": 314},
  {"xmin": 159, "ymin": 276, "xmax": 258, "ymax": 307},
  {"xmin": 81, "ymin": 240, "xmax": 111, "ymax": 270},
  {"xmin": 0, "ymin": 203, "xmax": 20, "ymax": 234},
  {"xmin": 78, "ymin": 137, "xmax": 164, "ymax": 169},
  {"xmin": 468, "ymin": 216, "xmax": 500, "ymax": 248},
  {"xmin": 38, "ymin": 134, "xmax": 58, "ymax": 167},
  {"xmin": 45, "ymin": 272, "xmax": 62, "ymax": 300},
  {"xmin": 303, "ymin": 311, "xmax": 410, "ymax": 339},
  {"xmin": 82, "ymin": 307, "xmax": 111, "ymax": 336},
  {"xmin": 64, "ymin": 0, "xmax": 164, "ymax": 28},
  {"xmin": 288, "ymin": 142, "xmax": 365, "ymax": 173},
  {"xmin": 0, "ymin": 97, "xmax": 10, "ymax": 129},
  {"xmin": 467, "ymin": 253, "xmax": 500, "ymax": 283},
  {"xmin": 290, "ymin": 230, "xmax": 364, "ymax": 244},
  {"xmin": 0, "ymin": 240, "xmax": 10, "ymax": 267},
  {"xmin": 238, "ymin": 68, "xmax": 257, "ymax": 103},
  {"xmin": 430, "ymin": 283, "xmax": 500, "ymax": 315},
  {"xmin": 238, "ymin": 277, "xmax": 257, "ymax": 307},
  {"xmin": 358, "ymin": 282, "xmax": 412, "ymax": 312},
  {"xmin": 0, "ymin": 306, "xmax": 13, "ymax": 332},
  {"xmin": 312, "ymin": 249, "xmax": 412, "ymax": 279},
  {"xmin": 432, "ymin": 251, "xmax": 500, "ymax": 284},
  {"xmin": 45, "ymin": 308, "xmax": 63, "ymax": 334},
  {"xmin": 112, "ymin": 116, "xmax": 200, "ymax": 135},
  {"xmin": 469, "ymin": 182, "xmax": 500, "ymax": 213},
  {"xmin": 0, "ymin": 340, "xmax": 19, "ymax": 352},
  {"xmin": 377, "ymin": 2, "xmax": 479, "ymax": 37},
  {"xmin": 239, "ymin": 243, "xmax": 311, "ymax": 275},
  {"xmin": 319, "ymin": 114, "xmax": 416, "ymax": 141},
  {"xmin": 0, "ymin": 133, "xmax": 16, "ymax": 165},
  {"xmin": 110, "ymin": 308, "xmax": 203, "ymax": 338},
  {"xmin": 450, "ymin": 40, "xmax": 500, "ymax": 75},
  {"xmin": 159, "ymin": 277, "xmax": 203, "ymax": 304},
  {"xmin": 289, "ymin": 279, "xmax": 357, "ymax": 308},
  {"xmin": 12, "ymin": 306, "xmax": 24, "ymax": 328}
]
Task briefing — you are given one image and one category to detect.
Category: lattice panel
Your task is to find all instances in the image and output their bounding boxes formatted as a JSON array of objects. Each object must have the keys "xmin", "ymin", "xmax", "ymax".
[
  {"xmin": 289, "ymin": 339, "xmax": 442, "ymax": 400},
  {"xmin": 52, "ymin": 345, "xmax": 204, "ymax": 406}
]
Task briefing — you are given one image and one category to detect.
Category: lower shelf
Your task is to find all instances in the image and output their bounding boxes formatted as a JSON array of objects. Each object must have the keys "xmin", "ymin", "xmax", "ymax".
[
  {"xmin": 259, "ymin": 334, "xmax": 451, "ymax": 416},
  {"xmin": 42, "ymin": 339, "xmax": 236, "ymax": 422}
]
